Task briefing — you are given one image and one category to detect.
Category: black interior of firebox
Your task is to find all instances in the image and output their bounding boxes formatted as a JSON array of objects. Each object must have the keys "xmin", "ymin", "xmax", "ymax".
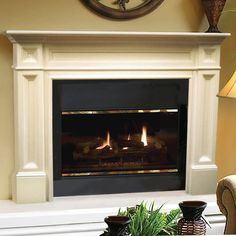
[{"xmin": 53, "ymin": 79, "xmax": 188, "ymax": 196}]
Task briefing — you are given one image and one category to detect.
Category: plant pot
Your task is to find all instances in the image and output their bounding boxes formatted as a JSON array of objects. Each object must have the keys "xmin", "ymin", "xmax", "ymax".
[
  {"xmin": 178, "ymin": 201, "xmax": 207, "ymax": 235},
  {"xmin": 179, "ymin": 201, "xmax": 207, "ymax": 220},
  {"xmin": 202, "ymin": 0, "xmax": 226, "ymax": 33},
  {"xmin": 103, "ymin": 216, "xmax": 131, "ymax": 236}
]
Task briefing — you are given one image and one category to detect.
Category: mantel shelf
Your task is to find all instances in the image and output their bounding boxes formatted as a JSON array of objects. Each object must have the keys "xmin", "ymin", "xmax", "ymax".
[{"xmin": 5, "ymin": 30, "xmax": 230, "ymax": 44}]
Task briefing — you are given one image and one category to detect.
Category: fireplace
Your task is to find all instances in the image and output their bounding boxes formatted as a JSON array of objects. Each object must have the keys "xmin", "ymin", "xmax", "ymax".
[
  {"xmin": 6, "ymin": 31, "xmax": 228, "ymax": 203},
  {"xmin": 53, "ymin": 79, "xmax": 188, "ymax": 196}
]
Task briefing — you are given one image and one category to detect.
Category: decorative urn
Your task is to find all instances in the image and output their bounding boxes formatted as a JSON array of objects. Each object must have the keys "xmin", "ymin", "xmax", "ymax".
[{"xmin": 202, "ymin": 0, "xmax": 226, "ymax": 32}]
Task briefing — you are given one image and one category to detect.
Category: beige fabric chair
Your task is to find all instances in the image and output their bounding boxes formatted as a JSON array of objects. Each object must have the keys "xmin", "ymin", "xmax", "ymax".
[{"xmin": 216, "ymin": 175, "xmax": 236, "ymax": 234}]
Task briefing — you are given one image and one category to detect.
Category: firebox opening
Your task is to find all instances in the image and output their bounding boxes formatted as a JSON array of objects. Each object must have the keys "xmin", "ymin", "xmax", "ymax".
[
  {"xmin": 53, "ymin": 79, "xmax": 188, "ymax": 196},
  {"xmin": 61, "ymin": 109, "xmax": 179, "ymax": 177}
]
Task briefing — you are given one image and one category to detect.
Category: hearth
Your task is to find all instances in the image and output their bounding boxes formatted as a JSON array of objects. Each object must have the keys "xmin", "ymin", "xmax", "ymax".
[{"xmin": 53, "ymin": 79, "xmax": 188, "ymax": 196}]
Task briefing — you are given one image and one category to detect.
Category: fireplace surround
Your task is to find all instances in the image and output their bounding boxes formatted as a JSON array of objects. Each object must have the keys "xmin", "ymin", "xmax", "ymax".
[
  {"xmin": 53, "ymin": 79, "xmax": 188, "ymax": 196},
  {"xmin": 6, "ymin": 31, "xmax": 229, "ymax": 203}
]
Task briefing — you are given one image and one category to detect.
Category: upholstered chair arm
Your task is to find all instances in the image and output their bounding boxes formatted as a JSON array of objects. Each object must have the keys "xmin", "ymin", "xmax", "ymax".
[{"xmin": 216, "ymin": 175, "xmax": 236, "ymax": 234}]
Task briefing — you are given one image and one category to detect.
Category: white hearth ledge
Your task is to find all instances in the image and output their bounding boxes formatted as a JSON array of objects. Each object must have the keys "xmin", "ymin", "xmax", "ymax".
[
  {"xmin": 0, "ymin": 191, "xmax": 225, "ymax": 235},
  {"xmin": 5, "ymin": 30, "xmax": 229, "ymax": 204}
]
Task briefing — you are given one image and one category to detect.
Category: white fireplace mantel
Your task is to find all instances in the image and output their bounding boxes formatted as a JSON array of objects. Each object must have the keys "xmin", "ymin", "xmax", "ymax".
[{"xmin": 6, "ymin": 30, "xmax": 229, "ymax": 204}]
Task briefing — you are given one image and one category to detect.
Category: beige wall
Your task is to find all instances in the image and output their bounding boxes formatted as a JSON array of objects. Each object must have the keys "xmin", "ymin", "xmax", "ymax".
[
  {"xmin": 216, "ymin": 0, "xmax": 236, "ymax": 179},
  {"xmin": 0, "ymin": 0, "xmax": 234, "ymax": 200},
  {"xmin": 0, "ymin": 36, "xmax": 13, "ymax": 200}
]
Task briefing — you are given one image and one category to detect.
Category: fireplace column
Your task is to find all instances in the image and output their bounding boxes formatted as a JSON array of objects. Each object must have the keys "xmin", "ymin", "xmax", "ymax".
[
  {"xmin": 186, "ymin": 70, "xmax": 220, "ymax": 194},
  {"xmin": 12, "ymin": 44, "xmax": 47, "ymax": 203}
]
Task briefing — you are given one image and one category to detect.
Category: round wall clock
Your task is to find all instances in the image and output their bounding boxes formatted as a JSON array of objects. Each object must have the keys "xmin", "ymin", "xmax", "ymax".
[{"xmin": 81, "ymin": 0, "xmax": 165, "ymax": 20}]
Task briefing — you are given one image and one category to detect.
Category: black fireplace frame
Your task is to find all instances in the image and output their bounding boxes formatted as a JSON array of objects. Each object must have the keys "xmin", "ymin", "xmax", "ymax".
[{"xmin": 53, "ymin": 79, "xmax": 188, "ymax": 196}]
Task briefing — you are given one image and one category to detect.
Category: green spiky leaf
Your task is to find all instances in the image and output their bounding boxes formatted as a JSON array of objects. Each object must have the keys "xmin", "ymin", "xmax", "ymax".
[{"xmin": 115, "ymin": 201, "xmax": 181, "ymax": 236}]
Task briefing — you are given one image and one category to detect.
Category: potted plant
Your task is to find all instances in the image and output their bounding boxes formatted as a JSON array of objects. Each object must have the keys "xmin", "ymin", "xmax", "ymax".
[{"xmin": 101, "ymin": 202, "xmax": 181, "ymax": 236}]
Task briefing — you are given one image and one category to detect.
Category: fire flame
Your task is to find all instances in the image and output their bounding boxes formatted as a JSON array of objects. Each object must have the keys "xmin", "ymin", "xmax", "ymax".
[
  {"xmin": 122, "ymin": 134, "xmax": 131, "ymax": 150},
  {"xmin": 96, "ymin": 131, "xmax": 112, "ymax": 150},
  {"xmin": 141, "ymin": 126, "xmax": 148, "ymax": 146}
]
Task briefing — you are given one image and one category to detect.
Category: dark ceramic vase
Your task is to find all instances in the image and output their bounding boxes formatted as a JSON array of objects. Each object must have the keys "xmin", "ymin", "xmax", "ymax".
[
  {"xmin": 202, "ymin": 0, "xmax": 226, "ymax": 33},
  {"xmin": 179, "ymin": 201, "xmax": 207, "ymax": 220},
  {"xmin": 103, "ymin": 216, "xmax": 131, "ymax": 236}
]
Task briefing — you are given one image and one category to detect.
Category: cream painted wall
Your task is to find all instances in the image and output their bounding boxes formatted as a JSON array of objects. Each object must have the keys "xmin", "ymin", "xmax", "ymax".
[
  {"xmin": 0, "ymin": 0, "xmax": 204, "ymax": 32},
  {"xmin": 216, "ymin": 0, "xmax": 236, "ymax": 180},
  {"xmin": 0, "ymin": 36, "xmax": 13, "ymax": 200},
  {"xmin": 0, "ymin": 0, "xmax": 233, "ymax": 200}
]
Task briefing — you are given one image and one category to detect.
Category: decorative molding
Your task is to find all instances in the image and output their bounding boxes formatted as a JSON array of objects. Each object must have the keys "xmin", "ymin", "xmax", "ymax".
[
  {"xmin": 189, "ymin": 164, "xmax": 217, "ymax": 194},
  {"xmin": 44, "ymin": 47, "xmax": 195, "ymax": 71},
  {"xmin": 15, "ymin": 44, "xmax": 43, "ymax": 69},
  {"xmin": 13, "ymin": 173, "xmax": 47, "ymax": 203},
  {"xmin": 198, "ymin": 46, "xmax": 220, "ymax": 67},
  {"xmin": 14, "ymin": 71, "xmax": 45, "ymax": 172}
]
